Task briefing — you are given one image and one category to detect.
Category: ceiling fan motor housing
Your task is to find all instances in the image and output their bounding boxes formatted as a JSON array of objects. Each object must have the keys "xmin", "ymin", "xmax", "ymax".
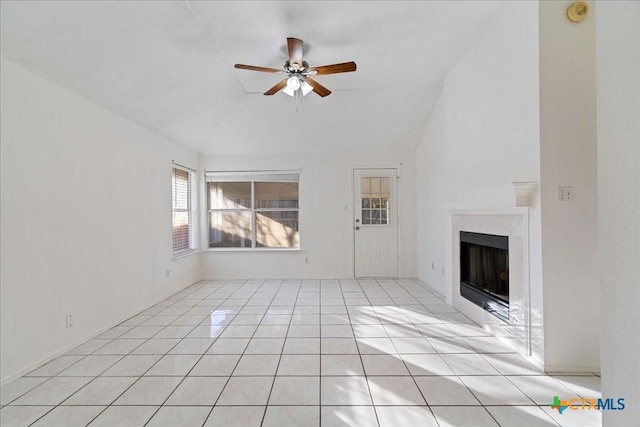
[{"xmin": 285, "ymin": 60, "xmax": 309, "ymax": 73}]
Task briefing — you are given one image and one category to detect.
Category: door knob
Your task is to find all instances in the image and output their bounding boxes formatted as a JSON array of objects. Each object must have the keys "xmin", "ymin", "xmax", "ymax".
[
  {"xmin": 355, "ymin": 226, "xmax": 360, "ymax": 230},
  {"xmin": 355, "ymin": 219, "xmax": 360, "ymax": 223}
]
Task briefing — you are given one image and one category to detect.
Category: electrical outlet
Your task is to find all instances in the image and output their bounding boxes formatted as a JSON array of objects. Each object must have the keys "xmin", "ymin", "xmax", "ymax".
[
  {"xmin": 431, "ymin": 262, "xmax": 435, "ymax": 270},
  {"xmin": 66, "ymin": 315, "xmax": 73, "ymax": 328},
  {"xmin": 305, "ymin": 257, "xmax": 309, "ymax": 264},
  {"xmin": 166, "ymin": 269, "xmax": 170, "ymax": 278},
  {"xmin": 559, "ymin": 186, "xmax": 574, "ymax": 202}
]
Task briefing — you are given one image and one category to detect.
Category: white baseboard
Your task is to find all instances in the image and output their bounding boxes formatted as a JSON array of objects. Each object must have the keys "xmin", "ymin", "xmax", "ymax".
[
  {"xmin": 543, "ymin": 366, "xmax": 602, "ymax": 375},
  {"xmin": 411, "ymin": 277, "xmax": 447, "ymax": 300}
]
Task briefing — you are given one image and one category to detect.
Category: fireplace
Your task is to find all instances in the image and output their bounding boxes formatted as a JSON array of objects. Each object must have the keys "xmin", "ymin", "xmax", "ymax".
[{"xmin": 460, "ymin": 231, "xmax": 509, "ymax": 322}]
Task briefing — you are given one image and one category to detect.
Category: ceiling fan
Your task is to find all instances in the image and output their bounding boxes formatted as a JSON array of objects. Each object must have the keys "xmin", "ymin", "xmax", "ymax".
[{"xmin": 234, "ymin": 37, "xmax": 356, "ymax": 98}]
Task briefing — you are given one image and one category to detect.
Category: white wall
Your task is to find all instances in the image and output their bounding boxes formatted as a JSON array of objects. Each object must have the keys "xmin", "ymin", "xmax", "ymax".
[
  {"xmin": 416, "ymin": 1, "xmax": 603, "ymax": 372},
  {"xmin": 0, "ymin": 59, "xmax": 201, "ymax": 383},
  {"xmin": 442, "ymin": 3, "xmax": 541, "ymax": 196},
  {"xmin": 538, "ymin": 1, "xmax": 600, "ymax": 372},
  {"xmin": 415, "ymin": 95, "xmax": 446, "ymax": 295},
  {"xmin": 597, "ymin": 1, "xmax": 640, "ymax": 424},
  {"xmin": 200, "ymin": 152, "xmax": 416, "ymax": 280},
  {"xmin": 414, "ymin": 1, "xmax": 543, "ymax": 361}
]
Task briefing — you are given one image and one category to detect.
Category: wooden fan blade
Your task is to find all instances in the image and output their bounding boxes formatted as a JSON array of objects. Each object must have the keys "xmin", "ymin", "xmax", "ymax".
[
  {"xmin": 309, "ymin": 61, "xmax": 357, "ymax": 75},
  {"xmin": 287, "ymin": 37, "xmax": 304, "ymax": 68},
  {"xmin": 264, "ymin": 79, "xmax": 288, "ymax": 96},
  {"xmin": 235, "ymin": 64, "xmax": 283, "ymax": 73},
  {"xmin": 306, "ymin": 77, "xmax": 332, "ymax": 97}
]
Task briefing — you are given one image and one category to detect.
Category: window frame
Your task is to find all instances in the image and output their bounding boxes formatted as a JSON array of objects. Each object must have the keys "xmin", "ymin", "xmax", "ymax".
[
  {"xmin": 205, "ymin": 171, "xmax": 300, "ymax": 251},
  {"xmin": 172, "ymin": 164, "xmax": 198, "ymax": 258}
]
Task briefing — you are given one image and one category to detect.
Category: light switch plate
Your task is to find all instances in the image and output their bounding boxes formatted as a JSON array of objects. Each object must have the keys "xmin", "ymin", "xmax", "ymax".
[{"xmin": 559, "ymin": 186, "xmax": 574, "ymax": 201}]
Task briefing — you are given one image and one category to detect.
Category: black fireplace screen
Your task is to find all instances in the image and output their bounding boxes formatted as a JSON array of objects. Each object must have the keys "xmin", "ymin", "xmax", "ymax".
[{"xmin": 460, "ymin": 232, "xmax": 509, "ymax": 321}]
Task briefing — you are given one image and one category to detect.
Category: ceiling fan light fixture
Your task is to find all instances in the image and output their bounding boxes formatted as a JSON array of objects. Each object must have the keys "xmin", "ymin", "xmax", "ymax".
[
  {"xmin": 282, "ymin": 85, "xmax": 295, "ymax": 97},
  {"xmin": 286, "ymin": 76, "xmax": 301, "ymax": 91},
  {"xmin": 300, "ymin": 80, "xmax": 313, "ymax": 96}
]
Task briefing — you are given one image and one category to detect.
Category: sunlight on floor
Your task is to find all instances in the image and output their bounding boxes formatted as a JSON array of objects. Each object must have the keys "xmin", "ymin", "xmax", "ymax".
[{"xmin": 0, "ymin": 279, "xmax": 601, "ymax": 426}]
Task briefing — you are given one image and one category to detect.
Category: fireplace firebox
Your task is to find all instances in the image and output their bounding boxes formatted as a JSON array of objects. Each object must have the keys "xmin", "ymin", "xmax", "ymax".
[{"xmin": 460, "ymin": 231, "xmax": 509, "ymax": 322}]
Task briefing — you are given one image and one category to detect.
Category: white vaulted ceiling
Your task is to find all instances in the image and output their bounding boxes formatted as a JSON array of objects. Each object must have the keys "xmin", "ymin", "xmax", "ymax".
[{"xmin": 1, "ymin": 1, "xmax": 506, "ymax": 154}]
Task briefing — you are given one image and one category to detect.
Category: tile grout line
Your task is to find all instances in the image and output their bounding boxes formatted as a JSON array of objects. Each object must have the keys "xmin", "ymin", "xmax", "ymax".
[
  {"xmin": 143, "ymin": 278, "xmax": 259, "ymax": 426},
  {"xmin": 258, "ymin": 279, "xmax": 301, "ymax": 427},
  {"xmin": 200, "ymin": 278, "xmax": 279, "ymax": 426},
  {"xmin": 376, "ymin": 278, "xmax": 442, "ymax": 426},
  {"xmin": 86, "ymin": 279, "xmax": 245, "ymax": 426},
  {"xmin": 352, "ymin": 278, "xmax": 383, "ymax": 427},
  {"xmin": 170, "ymin": 280, "xmax": 268, "ymax": 425},
  {"xmin": 25, "ymin": 351, "xmax": 131, "ymax": 425},
  {"xmin": 81, "ymin": 280, "xmax": 223, "ymax": 426}
]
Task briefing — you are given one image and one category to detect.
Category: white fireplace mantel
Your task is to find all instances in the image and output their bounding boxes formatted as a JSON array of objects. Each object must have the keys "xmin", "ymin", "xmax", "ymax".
[
  {"xmin": 512, "ymin": 182, "xmax": 538, "ymax": 207},
  {"xmin": 441, "ymin": 181, "xmax": 538, "ymax": 210}
]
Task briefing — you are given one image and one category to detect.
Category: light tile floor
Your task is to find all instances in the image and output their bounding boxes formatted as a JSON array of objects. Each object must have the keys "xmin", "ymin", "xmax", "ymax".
[{"xmin": 1, "ymin": 279, "xmax": 602, "ymax": 426}]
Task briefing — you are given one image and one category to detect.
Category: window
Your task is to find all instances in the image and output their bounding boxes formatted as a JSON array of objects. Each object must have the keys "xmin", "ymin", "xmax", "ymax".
[
  {"xmin": 206, "ymin": 172, "xmax": 300, "ymax": 249},
  {"xmin": 360, "ymin": 176, "xmax": 391, "ymax": 225},
  {"xmin": 172, "ymin": 165, "xmax": 197, "ymax": 256}
]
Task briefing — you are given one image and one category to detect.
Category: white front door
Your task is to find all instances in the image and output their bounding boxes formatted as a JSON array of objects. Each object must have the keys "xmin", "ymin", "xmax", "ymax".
[{"xmin": 353, "ymin": 169, "xmax": 398, "ymax": 278}]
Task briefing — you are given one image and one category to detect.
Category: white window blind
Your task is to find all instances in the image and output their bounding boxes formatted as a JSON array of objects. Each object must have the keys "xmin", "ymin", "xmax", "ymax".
[
  {"xmin": 172, "ymin": 166, "xmax": 197, "ymax": 256},
  {"xmin": 205, "ymin": 171, "xmax": 299, "ymax": 183}
]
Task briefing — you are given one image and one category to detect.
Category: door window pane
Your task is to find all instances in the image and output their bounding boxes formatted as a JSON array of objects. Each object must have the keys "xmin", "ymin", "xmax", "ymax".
[
  {"xmin": 371, "ymin": 177, "xmax": 381, "ymax": 193},
  {"xmin": 361, "ymin": 177, "xmax": 371, "ymax": 194},
  {"xmin": 362, "ymin": 210, "xmax": 371, "ymax": 225},
  {"xmin": 371, "ymin": 210, "xmax": 381, "ymax": 224},
  {"xmin": 208, "ymin": 182, "xmax": 251, "ymax": 209},
  {"xmin": 209, "ymin": 211, "xmax": 253, "ymax": 248},
  {"xmin": 381, "ymin": 177, "xmax": 389, "ymax": 194}
]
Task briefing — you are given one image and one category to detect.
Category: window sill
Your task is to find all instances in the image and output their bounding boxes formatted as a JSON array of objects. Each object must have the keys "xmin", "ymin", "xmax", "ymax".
[
  {"xmin": 172, "ymin": 250, "xmax": 199, "ymax": 261},
  {"xmin": 204, "ymin": 248, "xmax": 301, "ymax": 253}
]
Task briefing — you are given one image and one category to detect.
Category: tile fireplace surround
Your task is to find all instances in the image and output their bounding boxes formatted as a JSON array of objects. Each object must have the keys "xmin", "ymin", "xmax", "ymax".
[
  {"xmin": 450, "ymin": 211, "xmax": 537, "ymax": 360},
  {"xmin": 444, "ymin": 183, "xmax": 543, "ymax": 368}
]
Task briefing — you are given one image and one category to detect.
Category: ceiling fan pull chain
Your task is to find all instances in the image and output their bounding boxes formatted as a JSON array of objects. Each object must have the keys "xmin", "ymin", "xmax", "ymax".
[{"xmin": 295, "ymin": 88, "xmax": 302, "ymax": 112}]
